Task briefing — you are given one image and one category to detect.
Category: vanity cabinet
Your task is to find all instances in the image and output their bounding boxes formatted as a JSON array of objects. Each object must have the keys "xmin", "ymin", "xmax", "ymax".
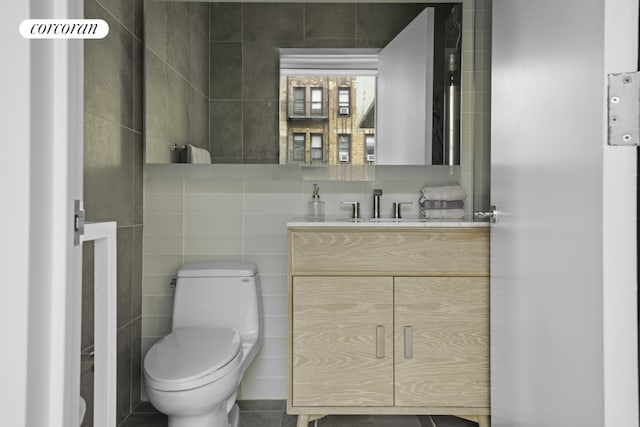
[
  {"xmin": 287, "ymin": 226, "xmax": 490, "ymax": 427},
  {"xmin": 393, "ymin": 276, "xmax": 489, "ymax": 408},
  {"xmin": 292, "ymin": 276, "xmax": 394, "ymax": 407}
]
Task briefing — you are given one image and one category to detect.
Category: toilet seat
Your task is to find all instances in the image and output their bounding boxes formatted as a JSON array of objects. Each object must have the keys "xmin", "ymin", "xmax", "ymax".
[{"xmin": 144, "ymin": 327, "xmax": 242, "ymax": 392}]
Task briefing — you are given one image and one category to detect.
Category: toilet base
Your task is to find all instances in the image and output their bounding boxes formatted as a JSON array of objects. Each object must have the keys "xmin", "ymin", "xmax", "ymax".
[
  {"xmin": 166, "ymin": 403, "xmax": 239, "ymax": 427},
  {"xmin": 229, "ymin": 404, "xmax": 239, "ymax": 427}
]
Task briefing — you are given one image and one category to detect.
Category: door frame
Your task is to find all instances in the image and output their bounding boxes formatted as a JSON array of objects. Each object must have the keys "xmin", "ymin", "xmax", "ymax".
[
  {"xmin": 1, "ymin": 0, "xmax": 84, "ymax": 425},
  {"xmin": 602, "ymin": 0, "xmax": 639, "ymax": 424}
]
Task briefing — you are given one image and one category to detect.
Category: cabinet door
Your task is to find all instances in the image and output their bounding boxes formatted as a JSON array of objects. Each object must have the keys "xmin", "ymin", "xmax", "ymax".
[
  {"xmin": 394, "ymin": 277, "xmax": 490, "ymax": 408},
  {"xmin": 292, "ymin": 276, "xmax": 394, "ymax": 406}
]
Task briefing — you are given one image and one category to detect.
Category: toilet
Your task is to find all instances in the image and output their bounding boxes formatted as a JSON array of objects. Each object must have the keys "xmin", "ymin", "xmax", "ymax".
[{"xmin": 143, "ymin": 261, "xmax": 262, "ymax": 427}]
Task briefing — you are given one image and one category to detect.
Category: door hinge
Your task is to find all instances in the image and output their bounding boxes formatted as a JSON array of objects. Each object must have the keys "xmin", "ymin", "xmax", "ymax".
[
  {"xmin": 607, "ymin": 71, "xmax": 640, "ymax": 146},
  {"xmin": 74, "ymin": 199, "xmax": 85, "ymax": 246}
]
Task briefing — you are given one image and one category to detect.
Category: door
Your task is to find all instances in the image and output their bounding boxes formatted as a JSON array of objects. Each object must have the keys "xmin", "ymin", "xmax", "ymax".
[
  {"xmin": 394, "ymin": 277, "xmax": 490, "ymax": 408},
  {"xmin": 291, "ymin": 276, "xmax": 394, "ymax": 407},
  {"xmin": 377, "ymin": 7, "xmax": 434, "ymax": 165},
  {"xmin": 490, "ymin": 0, "xmax": 638, "ymax": 426},
  {"xmin": 1, "ymin": 0, "xmax": 85, "ymax": 425}
]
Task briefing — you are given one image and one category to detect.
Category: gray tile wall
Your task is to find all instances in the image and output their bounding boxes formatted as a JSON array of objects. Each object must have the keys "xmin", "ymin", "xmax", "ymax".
[
  {"xmin": 473, "ymin": 0, "xmax": 492, "ymax": 213},
  {"xmin": 144, "ymin": 2, "xmax": 210, "ymax": 163},
  {"xmin": 83, "ymin": 0, "xmax": 144, "ymax": 425},
  {"xmin": 209, "ymin": 3, "xmax": 427, "ymax": 164}
]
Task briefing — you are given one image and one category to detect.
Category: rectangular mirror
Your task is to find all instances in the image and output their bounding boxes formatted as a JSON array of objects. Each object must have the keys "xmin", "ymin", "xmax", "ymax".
[{"xmin": 144, "ymin": 1, "xmax": 469, "ymax": 166}]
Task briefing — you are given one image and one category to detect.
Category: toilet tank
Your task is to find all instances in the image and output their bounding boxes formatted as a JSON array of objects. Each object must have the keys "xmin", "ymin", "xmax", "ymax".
[{"xmin": 171, "ymin": 261, "xmax": 262, "ymax": 342}]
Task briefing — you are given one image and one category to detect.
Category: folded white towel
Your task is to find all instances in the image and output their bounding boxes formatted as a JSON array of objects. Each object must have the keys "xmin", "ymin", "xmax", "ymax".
[
  {"xmin": 420, "ymin": 208, "xmax": 465, "ymax": 219},
  {"xmin": 420, "ymin": 184, "xmax": 466, "ymax": 201},
  {"xmin": 420, "ymin": 200, "xmax": 464, "ymax": 210},
  {"xmin": 187, "ymin": 144, "xmax": 211, "ymax": 164}
]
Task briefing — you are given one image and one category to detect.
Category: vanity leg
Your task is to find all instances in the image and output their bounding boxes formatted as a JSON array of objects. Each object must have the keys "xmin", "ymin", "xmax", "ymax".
[
  {"xmin": 296, "ymin": 414, "xmax": 310, "ymax": 427},
  {"xmin": 478, "ymin": 415, "xmax": 490, "ymax": 427}
]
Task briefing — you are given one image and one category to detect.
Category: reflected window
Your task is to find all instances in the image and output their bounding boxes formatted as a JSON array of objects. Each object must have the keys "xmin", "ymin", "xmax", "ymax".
[
  {"xmin": 311, "ymin": 134, "xmax": 323, "ymax": 162},
  {"xmin": 311, "ymin": 87, "xmax": 323, "ymax": 115},
  {"xmin": 293, "ymin": 87, "xmax": 305, "ymax": 115},
  {"xmin": 338, "ymin": 134, "xmax": 351, "ymax": 163},
  {"xmin": 338, "ymin": 88, "xmax": 351, "ymax": 116},
  {"xmin": 365, "ymin": 134, "xmax": 375, "ymax": 163},
  {"xmin": 293, "ymin": 133, "xmax": 306, "ymax": 162}
]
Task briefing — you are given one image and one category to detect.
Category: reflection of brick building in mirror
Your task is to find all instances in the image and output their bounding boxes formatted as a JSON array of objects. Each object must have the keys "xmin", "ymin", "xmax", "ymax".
[{"xmin": 279, "ymin": 75, "xmax": 376, "ymax": 166}]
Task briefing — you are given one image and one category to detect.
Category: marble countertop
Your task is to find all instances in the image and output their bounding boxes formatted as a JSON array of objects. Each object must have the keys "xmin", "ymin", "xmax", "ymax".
[{"xmin": 287, "ymin": 217, "xmax": 489, "ymax": 228}]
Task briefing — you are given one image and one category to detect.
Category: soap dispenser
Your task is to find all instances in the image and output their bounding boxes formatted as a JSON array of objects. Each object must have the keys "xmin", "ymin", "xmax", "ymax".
[{"xmin": 307, "ymin": 184, "xmax": 325, "ymax": 221}]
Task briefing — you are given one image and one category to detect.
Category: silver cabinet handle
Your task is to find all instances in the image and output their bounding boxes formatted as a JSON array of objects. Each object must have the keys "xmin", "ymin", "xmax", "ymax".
[
  {"xmin": 404, "ymin": 326, "xmax": 413, "ymax": 359},
  {"xmin": 376, "ymin": 325, "xmax": 385, "ymax": 358}
]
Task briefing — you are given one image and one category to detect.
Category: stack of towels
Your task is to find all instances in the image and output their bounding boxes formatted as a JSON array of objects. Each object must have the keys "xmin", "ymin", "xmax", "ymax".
[{"xmin": 419, "ymin": 184, "xmax": 466, "ymax": 219}]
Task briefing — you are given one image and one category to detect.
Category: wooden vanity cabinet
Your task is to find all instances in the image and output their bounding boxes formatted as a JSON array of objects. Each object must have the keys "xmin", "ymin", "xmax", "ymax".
[
  {"xmin": 287, "ymin": 227, "xmax": 490, "ymax": 427},
  {"xmin": 292, "ymin": 276, "xmax": 394, "ymax": 407},
  {"xmin": 394, "ymin": 276, "xmax": 490, "ymax": 408}
]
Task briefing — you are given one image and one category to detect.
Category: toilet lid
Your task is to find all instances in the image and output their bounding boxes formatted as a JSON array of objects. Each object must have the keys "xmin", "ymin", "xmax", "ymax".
[
  {"xmin": 177, "ymin": 261, "xmax": 257, "ymax": 277},
  {"xmin": 144, "ymin": 327, "xmax": 241, "ymax": 391}
]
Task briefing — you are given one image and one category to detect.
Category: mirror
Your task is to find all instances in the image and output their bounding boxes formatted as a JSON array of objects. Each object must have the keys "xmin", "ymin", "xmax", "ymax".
[{"xmin": 144, "ymin": 1, "xmax": 469, "ymax": 165}]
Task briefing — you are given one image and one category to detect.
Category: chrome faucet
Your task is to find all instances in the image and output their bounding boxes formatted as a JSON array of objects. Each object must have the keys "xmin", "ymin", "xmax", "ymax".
[
  {"xmin": 372, "ymin": 189, "xmax": 383, "ymax": 219},
  {"xmin": 392, "ymin": 201, "xmax": 413, "ymax": 219}
]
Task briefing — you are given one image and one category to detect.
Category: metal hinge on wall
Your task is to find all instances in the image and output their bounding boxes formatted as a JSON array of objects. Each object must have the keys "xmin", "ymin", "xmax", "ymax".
[
  {"xmin": 607, "ymin": 71, "xmax": 640, "ymax": 146},
  {"xmin": 74, "ymin": 199, "xmax": 85, "ymax": 246}
]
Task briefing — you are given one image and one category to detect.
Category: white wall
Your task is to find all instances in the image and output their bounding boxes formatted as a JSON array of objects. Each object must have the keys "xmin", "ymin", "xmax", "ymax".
[
  {"xmin": 142, "ymin": 164, "xmax": 462, "ymax": 399},
  {"xmin": 1, "ymin": 2, "xmax": 31, "ymax": 424}
]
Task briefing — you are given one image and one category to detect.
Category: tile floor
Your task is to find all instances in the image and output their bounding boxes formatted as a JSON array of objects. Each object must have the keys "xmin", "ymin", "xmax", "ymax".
[{"xmin": 121, "ymin": 401, "xmax": 481, "ymax": 427}]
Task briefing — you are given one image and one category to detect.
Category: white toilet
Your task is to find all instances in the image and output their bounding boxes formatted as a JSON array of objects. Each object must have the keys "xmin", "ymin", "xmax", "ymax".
[{"xmin": 143, "ymin": 261, "xmax": 262, "ymax": 427}]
